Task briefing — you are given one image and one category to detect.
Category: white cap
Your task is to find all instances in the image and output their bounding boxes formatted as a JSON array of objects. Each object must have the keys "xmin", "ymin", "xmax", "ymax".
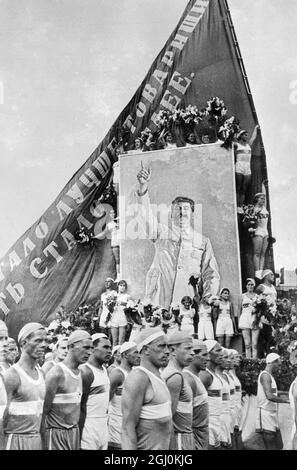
[
  {"xmin": 92, "ymin": 333, "xmax": 108, "ymax": 344},
  {"xmin": 120, "ymin": 342, "xmax": 137, "ymax": 355},
  {"xmin": 266, "ymin": 353, "xmax": 280, "ymax": 364},
  {"xmin": 262, "ymin": 269, "xmax": 274, "ymax": 279},
  {"xmin": 112, "ymin": 344, "xmax": 121, "ymax": 356},
  {"xmin": 204, "ymin": 340, "xmax": 218, "ymax": 353}
]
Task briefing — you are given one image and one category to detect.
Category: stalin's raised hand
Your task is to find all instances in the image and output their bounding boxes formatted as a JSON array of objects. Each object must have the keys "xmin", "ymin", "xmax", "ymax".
[{"xmin": 137, "ymin": 161, "xmax": 151, "ymax": 195}]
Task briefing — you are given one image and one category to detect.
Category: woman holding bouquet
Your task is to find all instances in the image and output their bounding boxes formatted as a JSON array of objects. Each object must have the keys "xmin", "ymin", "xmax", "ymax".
[
  {"xmin": 238, "ymin": 278, "xmax": 260, "ymax": 358},
  {"xmin": 99, "ymin": 278, "xmax": 118, "ymax": 338},
  {"xmin": 110, "ymin": 280, "xmax": 130, "ymax": 346}
]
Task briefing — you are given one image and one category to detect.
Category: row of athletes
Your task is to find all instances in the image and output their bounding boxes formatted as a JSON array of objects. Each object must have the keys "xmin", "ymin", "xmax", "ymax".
[
  {"xmin": 1, "ymin": 320, "xmax": 293, "ymax": 450},
  {"xmin": 0, "ymin": 318, "xmax": 242, "ymax": 451}
]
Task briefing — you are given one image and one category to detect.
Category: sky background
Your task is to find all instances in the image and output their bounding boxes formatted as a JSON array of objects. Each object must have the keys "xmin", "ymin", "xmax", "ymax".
[{"xmin": 0, "ymin": 0, "xmax": 296, "ymax": 269}]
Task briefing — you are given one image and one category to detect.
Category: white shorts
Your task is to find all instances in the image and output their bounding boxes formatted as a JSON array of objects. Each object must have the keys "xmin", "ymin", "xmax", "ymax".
[
  {"xmin": 108, "ymin": 413, "xmax": 122, "ymax": 447},
  {"xmin": 110, "ymin": 312, "xmax": 127, "ymax": 328},
  {"xmin": 256, "ymin": 408, "xmax": 279, "ymax": 433},
  {"xmin": 209, "ymin": 416, "xmax": 221, "ymax": 447},
  {"xmin": 216, "ymin": 317, "xmax": 234, "ymax": 336},
  {"xmin": 81, "ymin": 417, "xmax": 108, "ymax": 450},
  {"xmin": 239, "ymin": 310, "xmax": 254, "ymax": 330},
  {"xmin": 235, "ymin": 161, "xmax": 251, "ymax": 176},
  {"xmin": 254, "ymin": 227, "xmax": 268, "ymax": 238},
  {"xmin": 220, "ymin": 411, "xmax": 232, "ymax": 445},
  {"xmin": 198, "ymin": 320, "xmax": 214, "ymax": 340}
]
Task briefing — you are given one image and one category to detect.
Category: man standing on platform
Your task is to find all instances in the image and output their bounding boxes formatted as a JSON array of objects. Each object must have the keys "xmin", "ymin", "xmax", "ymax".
[
  {"xmin": 256, "ymin": 353, "xmax": 289, "ymax": 450},
  {"xmin": 3, "ymin": 323, "xmax": 47, "ymax": 450},
  {"xmin": 162, "ymin": 331, "xmax": 194, "ymax": 450},
  {"xmin": 122, "ymin": 328, "xmax": 172, "ymax": 450},
  {"xmin": 80, "ymin": 333, "xmax": 112, "ymax": 450},
  {"xmin": 42, "ymin": 329, "xmax": 92, "ymax": 450},
  {"xmin": 184, "ymin": 339, "xmax": 209, "ymax": 450}
]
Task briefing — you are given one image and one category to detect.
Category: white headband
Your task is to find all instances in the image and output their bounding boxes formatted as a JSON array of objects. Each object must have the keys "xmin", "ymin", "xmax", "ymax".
[{"xmin": 137, "ymin": 331, "xmax": 164, "ymax": 353}]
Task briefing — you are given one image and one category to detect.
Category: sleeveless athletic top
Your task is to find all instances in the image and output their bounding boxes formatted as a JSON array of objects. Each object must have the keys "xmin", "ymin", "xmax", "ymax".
[
  {"xmin": 163, "ymin": 366, "xmax": 193, "ymax": 434},
  {"xmin": 206, "ymin": 368, "xmax": 223, "ymax": 417},
  {"xmin": 82, "ymin": 363, "xmax": 110, "ymax": 419},
  {"xmin": 257, "ymin": 370, "xmax": 278, "ymax": 413},
  {"xmin": 183, "ymin": 369, "xmax": 208, "ymax": 428},
  {"xmin": 46, "ymin": 363, "xmax": 82, "ymax": 429},
  {"xmin": 218, "ymin": 301, "xmax": 231, "ymax": 318},
  {"xmin": 241, "ymin": 293, "xmax": 256, "ymax": 315},
  {"xmin": 108, "ymin": 367, "xmax": 127, "ymax": 417},
  {"xmin": 235, "ymin": 142, "xmax": 251, "ymax": 164},
  {"xmin": 255, "ymin": 207, "xmax": 269, "ymax": 230},
  {"xmin": 289, "ymin": 377, "xmax": 297, "ymax": 440},
  {"xmin": 5, "ymin": 364, "xmax": 45, "ymax": 434},
  {"xmin": 0, "ymin": 374, "xmax": 7, "ymax": 420},
  {"xmin": 135, "ymin": 366, "xmax": 172, "ymax": 450},
  {"xmin": 199, "ymin": 304, "xmax": 212, "ymax": 321}
]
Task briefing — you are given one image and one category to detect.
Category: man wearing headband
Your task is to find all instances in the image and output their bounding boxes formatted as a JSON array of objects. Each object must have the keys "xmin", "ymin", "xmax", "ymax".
[
  {"xmin": 3, "ymin": 322, "xmax": 47, "ymax": 450},
  {"xmin": 42, "ymin": 337, "xmax": 68, "ymax": 375},
  {"xmin": 184, "ymin": 339, "xmax": 209, "ymax": 450},
  {"xmin": 136, "ymin": 164, "xmax": 220, "ymax": 310},
  {"xmin": 42, "ymin": 329, "xmax": 92, "ymax": 450},
  {"xmin": 256, "ymin": 270, "xmax": 277, "ymax": 358},
  {"xmin": 108, "ymin": 341, "xmax": 140, "ymax": 450},
  {"xmin": 199, "ymin": 340, "xmax": 223, "ymax": 449},
  {"xmin": 162, "ymin": 331, "xmax": 194, "ymax": 450},
  {"xmin": 234, "ymin": 125, "xmax": 259, "ymax": 210},
  {"xmin": 80, "ymin": 333, "xmax": 112, "ymax": 450},
  {"xmin": 122, "ymin": 328, "xmax": 172, "ymax": 450},
  {"xmin": 256, "ymin": 353, "xmax": 289, "ymax": 450}
]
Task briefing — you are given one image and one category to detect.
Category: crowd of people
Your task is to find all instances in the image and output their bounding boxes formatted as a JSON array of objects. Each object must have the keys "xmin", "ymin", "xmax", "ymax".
[{"xmin": 0, "ymin": 319, "xmax": 296, "ymax": 451}]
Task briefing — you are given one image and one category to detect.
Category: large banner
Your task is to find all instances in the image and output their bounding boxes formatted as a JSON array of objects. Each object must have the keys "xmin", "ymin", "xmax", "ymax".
[
  {"xmin": 119, "ymin": 144, "xmax": 242, "ymax": 316},
  {"xmin": 0, "ymin": 0, "xmax": 267, "ymax": 337}
]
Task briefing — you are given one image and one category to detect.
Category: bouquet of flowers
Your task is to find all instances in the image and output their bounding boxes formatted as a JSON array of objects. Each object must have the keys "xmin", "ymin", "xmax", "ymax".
[
  {"xmin": 105, "ymin": 293, "xmax": 118, "ymax": 325},
  {"xmin": 74, "ymin": 227, "xmax": 94, "ymax": 246},
  {"xmin": 218, "ymin": 116, "xmax": 241, "ymax": 149},
  {"xmin": 155, "ymin": 110, "xmax": 172, "ymax": 129},
  {"xmin": 170, "ymin": 303, "xmax": 181, "ymax": 329},
  {"xmin": 251, "ymin": 294, "xmax": 276, "ymax": 328},
  {"xmin": 241, "ymin": 204, "xmax": 258, "ymax": 235},
  {"xmin": 205, "ymin": 97, "xmax": 228, "ymax": 125},
  {"xmin": 124, "ymin": 300, "xmax": 143, "ymax": 326},
  {"xmin": 141, "ymin": 298, "xmax": 153, "ymax": 323},
  {"xmin": 151, "ymin": 306, "xmax": 162, "ymax": 327}
]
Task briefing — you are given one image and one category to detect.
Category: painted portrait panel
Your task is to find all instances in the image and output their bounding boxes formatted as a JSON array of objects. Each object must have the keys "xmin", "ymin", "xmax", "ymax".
[{"xmin": 119, "ymin": 143, "xmax": 242, "ymax": 315}]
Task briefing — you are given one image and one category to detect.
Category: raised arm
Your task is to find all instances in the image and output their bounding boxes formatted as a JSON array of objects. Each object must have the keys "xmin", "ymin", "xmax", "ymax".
[
  {"xmin": 121, "ymin": 369, "xmax": 149, "ymax": 450},
  {"xmin": 249, "ymin": 124, "xmax": 260, "ymax": 147},
  {"xmin": 135, "ymin": 163, "xmax": 159, "ymax": 240},
  {"xmin": 200, "ymin": 238, "xmax": 220, "ymax": 300}
]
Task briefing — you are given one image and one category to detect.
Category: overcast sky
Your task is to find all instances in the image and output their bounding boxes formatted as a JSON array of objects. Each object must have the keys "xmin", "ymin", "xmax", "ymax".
[{"xmin": 0, "ymin": 0, "xmax": 297, "ymax": 269}]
